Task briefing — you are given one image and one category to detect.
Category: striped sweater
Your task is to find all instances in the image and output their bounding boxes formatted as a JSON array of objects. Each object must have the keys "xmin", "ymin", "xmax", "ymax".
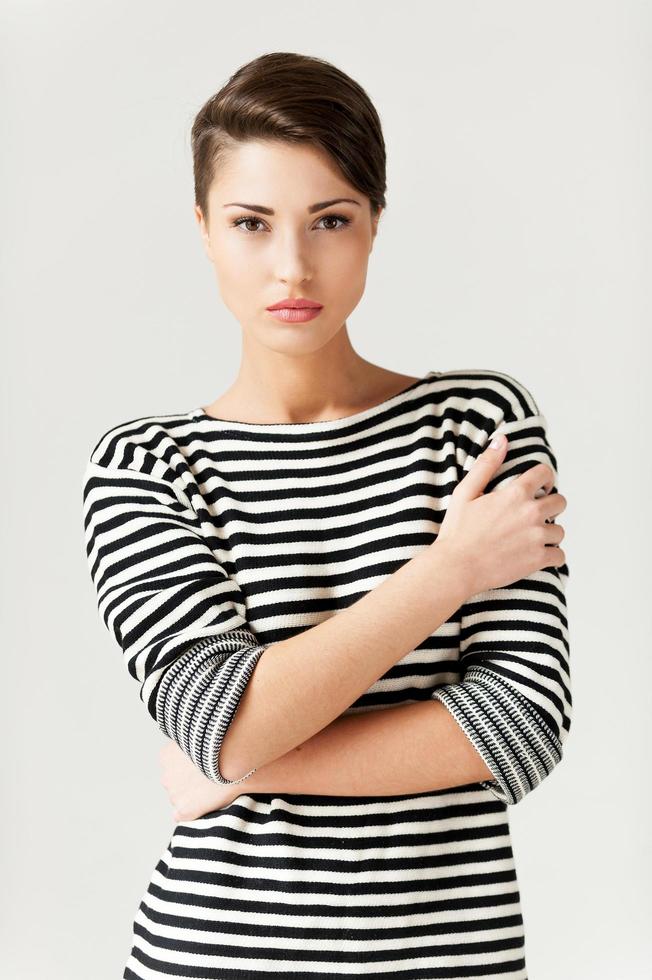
[{"xmin": 82, "ymin": 368, "xmax": 571, "ymax": 978}]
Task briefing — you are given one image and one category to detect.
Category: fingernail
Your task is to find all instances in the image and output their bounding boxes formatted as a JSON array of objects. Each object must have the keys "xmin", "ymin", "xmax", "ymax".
[{"xmin": 489, "ymin": 433, "xmax": 505, "ymax": 449}]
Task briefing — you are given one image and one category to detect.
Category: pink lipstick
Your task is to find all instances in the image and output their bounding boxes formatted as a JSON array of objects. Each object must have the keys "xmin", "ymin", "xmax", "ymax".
[{"xmin": 266, "ymin": 297, "xmax": 323, "ymax": 323}]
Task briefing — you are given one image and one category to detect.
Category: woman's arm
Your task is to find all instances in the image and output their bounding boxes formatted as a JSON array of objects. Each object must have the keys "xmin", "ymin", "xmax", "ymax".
[
  {"xmin": 220, "ymin": 540, "xmax": 472, "ymax": 781},
  {"xmin": 162, "ymin": 699, "xmax": 494, "ymax": 822},
  {"xmin": 246, "ymin": 698, "xmax": 494, "ymax": 795}
]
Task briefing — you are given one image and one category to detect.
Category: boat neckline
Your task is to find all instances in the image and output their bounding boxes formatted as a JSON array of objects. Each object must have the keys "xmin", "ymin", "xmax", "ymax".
[{"xmin": 190, "ymin": 370, "xmax": 440, "ymax": 431}]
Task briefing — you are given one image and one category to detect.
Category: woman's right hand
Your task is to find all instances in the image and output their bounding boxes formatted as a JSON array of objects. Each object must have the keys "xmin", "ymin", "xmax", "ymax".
[{"xmin": 435, "ymin": 431, "xmax": 567, "ymax": 597}]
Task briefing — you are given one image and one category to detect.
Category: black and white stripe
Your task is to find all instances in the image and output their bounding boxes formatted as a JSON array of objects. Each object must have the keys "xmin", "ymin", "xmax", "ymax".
[{"xmin": 82, "ymin": 368, "xmax": 571, "ymax": 978}]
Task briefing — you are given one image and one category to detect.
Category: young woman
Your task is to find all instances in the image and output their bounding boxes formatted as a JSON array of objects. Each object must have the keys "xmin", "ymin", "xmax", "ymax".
[{"xmin": 82, "ymin": 51, "xmax": 570, "ymax": 980}]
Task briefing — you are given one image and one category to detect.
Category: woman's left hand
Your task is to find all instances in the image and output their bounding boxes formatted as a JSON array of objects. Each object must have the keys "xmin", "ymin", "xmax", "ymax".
[{"xmin": 158, "ymin": 739, "xmax": 250, "ymax": 822}]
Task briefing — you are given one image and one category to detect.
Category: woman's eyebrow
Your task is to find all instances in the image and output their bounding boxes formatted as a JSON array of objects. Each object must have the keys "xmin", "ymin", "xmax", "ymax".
[{"xmin": 222, "ymin": 198, "xmax": 361, "ymax": 215}]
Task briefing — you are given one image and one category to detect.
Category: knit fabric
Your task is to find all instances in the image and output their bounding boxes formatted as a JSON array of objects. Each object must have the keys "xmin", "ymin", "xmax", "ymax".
[{"xmin": 82, "ymin": 368, "xmax": 571, "ymax": 978}]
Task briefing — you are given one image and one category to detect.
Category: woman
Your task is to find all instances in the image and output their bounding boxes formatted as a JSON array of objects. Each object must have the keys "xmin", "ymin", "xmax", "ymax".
[{"xmin": 82, "ymin": 51, "xmax": 570, "ymax": 980}]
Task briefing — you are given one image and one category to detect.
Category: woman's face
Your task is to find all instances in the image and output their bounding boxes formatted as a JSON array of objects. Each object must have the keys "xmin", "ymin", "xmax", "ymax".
[{"xmin": 195, "ymin": 139, "xmax": 382, "ymax": 356}]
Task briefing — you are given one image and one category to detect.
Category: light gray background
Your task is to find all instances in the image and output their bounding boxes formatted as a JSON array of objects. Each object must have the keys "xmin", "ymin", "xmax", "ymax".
[{"xmin": 2, "ymin": 1, "xmax": 650, "ymax": 977}]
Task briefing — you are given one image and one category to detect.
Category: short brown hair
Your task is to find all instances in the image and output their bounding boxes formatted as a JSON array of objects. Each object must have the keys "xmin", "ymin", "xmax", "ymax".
[{"xmin": 190, "ymin": 52, "xmax": 387, "ymax": 226}]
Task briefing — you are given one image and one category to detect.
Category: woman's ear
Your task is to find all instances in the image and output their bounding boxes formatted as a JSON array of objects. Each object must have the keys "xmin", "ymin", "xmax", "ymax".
[
  {"xmin": 194, "ymin": 204, "xmax": 213, "ymax": 262},
  {"xmin": 369, "ymin": 206, "xmax": 383, "ymax": 254}
]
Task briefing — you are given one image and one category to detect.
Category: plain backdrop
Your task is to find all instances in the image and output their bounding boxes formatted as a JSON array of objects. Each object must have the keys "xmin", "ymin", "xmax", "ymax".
[{"xmin": 2, "ymin": 1, "xmax": 650, "ymax": 977}]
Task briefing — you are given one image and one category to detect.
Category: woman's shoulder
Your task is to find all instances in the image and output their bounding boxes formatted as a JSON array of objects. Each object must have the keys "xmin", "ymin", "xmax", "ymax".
[
  {"xmin": 434, "ymin": 366, "xmax": 541, "ymax": 421},
  {"xmin": 85, "ymin": 406, "xmax": 196, "ymax": 471}
]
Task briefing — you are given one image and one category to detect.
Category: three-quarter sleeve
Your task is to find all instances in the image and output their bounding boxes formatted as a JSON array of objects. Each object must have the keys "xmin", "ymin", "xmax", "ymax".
[
  {"xmin": 432, "ymin": 379, "xmax": 572, "ymax": 806},
  {"xmin": 82, "ymin": 453, "xmax": 268, "ymax": 785}
]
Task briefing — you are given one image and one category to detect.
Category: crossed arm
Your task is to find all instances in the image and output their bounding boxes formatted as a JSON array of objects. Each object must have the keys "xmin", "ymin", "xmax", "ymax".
[
  {"xmin": 246, "ymin": 699, "xmax": 494, "ymax": 795},
  {"xmin": 85, "ymin": 389, "xmax": 570, "ymax": 816},
  {"xmin": 163, "ymin": 697, "xmax": 495, "ymax": 819}
]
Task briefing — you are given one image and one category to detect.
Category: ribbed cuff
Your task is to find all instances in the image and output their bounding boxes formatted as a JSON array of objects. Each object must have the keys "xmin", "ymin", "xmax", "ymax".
[
  {"xmin": 155, "ymin": 628, "xmax": 267, "ymax": 784},
  {"xmin": 432, "ymin": 665, "xmax": 563, "ymax": 805}
]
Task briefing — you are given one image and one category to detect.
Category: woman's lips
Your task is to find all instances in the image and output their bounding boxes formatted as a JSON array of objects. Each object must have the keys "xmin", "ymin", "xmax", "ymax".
[{"xmin": 266, "ymin": 307, "xmax": 323, "ymax": 323}]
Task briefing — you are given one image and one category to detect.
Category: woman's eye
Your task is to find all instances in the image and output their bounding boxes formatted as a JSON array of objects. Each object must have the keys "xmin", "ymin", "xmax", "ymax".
[
  {"xmin": 233, "ymin": 218, "xmax": 262, "ymax": 231},
  {"xmin": 233, "ymin": 216, "xmax": 266, "ymax": 233},
  {"xmin": 317, "ymin": 213, "xmax": 351, "ymax": 231},
  {"xmin": 231, "ymin": 213, "xmax": 352, "ymax": 234}
]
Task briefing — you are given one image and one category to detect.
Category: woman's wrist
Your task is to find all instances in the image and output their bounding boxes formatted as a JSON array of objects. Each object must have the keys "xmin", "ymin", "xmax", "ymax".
[
  {"xmin": 417, "ymin": 538, "xmax": 472, "ymax": 609},
  {"xmin": 236, "ymin": 760, "xmax": 279, "ymax": 794}
]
